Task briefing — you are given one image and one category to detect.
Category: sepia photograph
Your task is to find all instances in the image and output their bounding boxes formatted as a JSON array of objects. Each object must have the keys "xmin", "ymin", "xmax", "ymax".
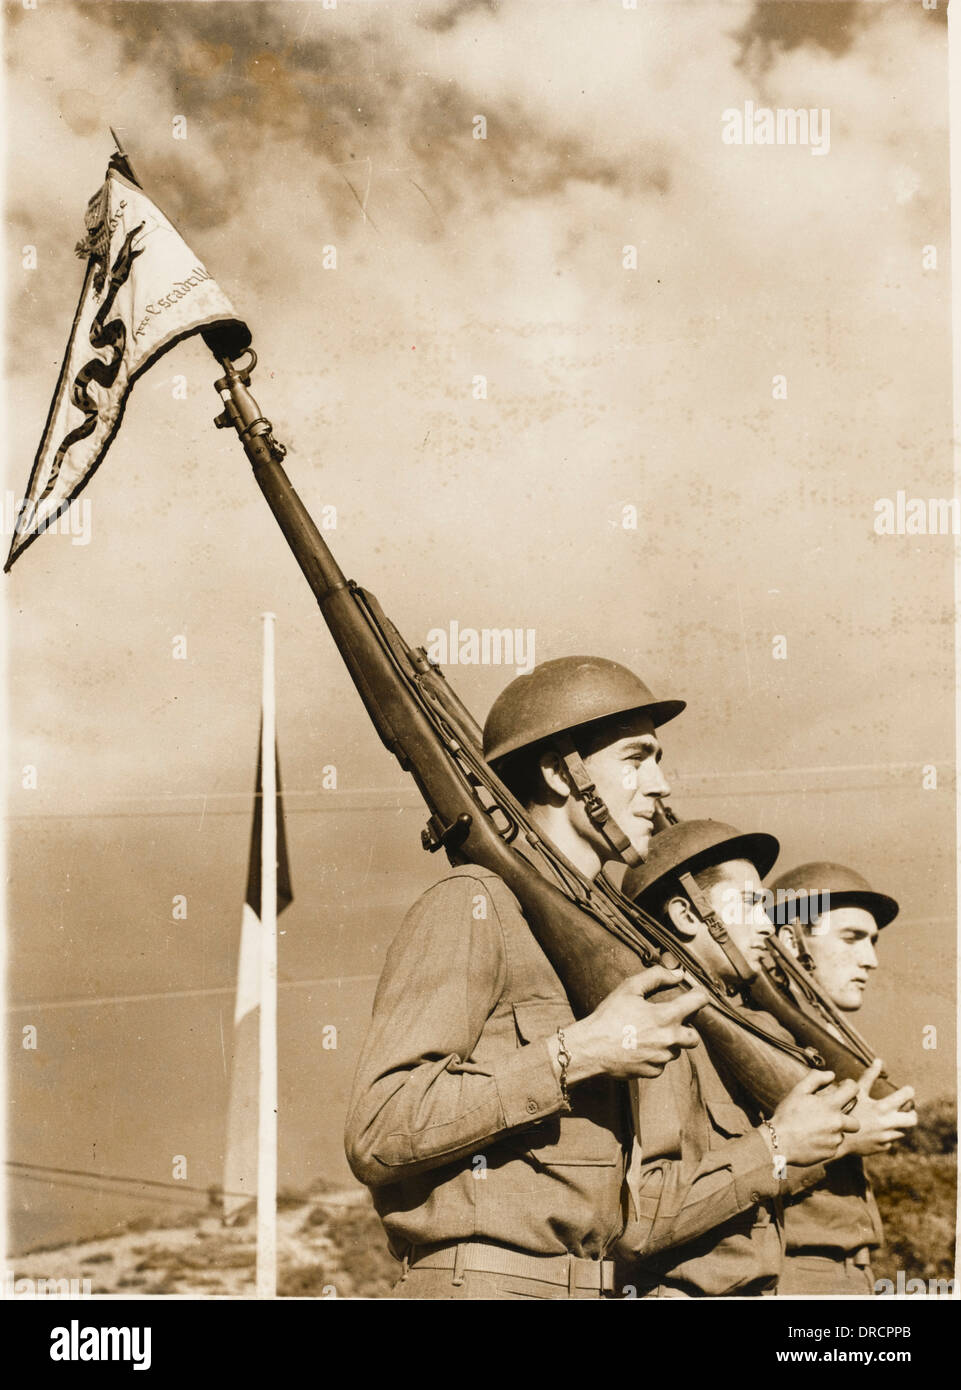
[{"xmin": 2, "ymin": 0, "xmax": 957, "ymax": 1335}]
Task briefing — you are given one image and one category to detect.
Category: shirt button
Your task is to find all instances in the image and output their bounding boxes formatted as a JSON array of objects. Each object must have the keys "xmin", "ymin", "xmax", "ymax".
[
  {"xmin": 750, "ymin": 1192, "xmax": 761, "ymax": 1203},
  {"xmin": 526, "ymin": 1100, "xmax": 539, "ymax": 1114}
]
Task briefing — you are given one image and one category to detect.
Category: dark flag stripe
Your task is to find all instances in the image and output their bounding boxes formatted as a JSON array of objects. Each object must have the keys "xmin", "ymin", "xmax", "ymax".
[{"xmin": 245, "ymin": 719, "xmax": 293, "ymax": 917}]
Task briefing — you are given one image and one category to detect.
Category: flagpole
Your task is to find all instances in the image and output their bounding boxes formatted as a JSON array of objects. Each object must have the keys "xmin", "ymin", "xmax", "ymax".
[{"xmin": 257, "ymin": 612, "xmax": 278, "ymax": 1299}]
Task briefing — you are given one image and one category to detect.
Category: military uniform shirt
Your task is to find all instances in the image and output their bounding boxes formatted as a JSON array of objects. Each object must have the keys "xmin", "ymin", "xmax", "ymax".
[
  {"xmin": 344, "ymin": 865, "xmax": 629, "ymax": 1260},
  {"xmin": 618, "ymin": 1037, "xmax": 787, "ymax": 1296},
  {"xmin": 782, "ymin": 1156, "xmax": 883, "ymax": 1256}
]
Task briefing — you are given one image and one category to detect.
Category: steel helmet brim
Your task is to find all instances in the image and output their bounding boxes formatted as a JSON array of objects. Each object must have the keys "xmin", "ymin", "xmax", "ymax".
[
  {"xmin": 766, "ymin": 863, "xmax": 899, "ymax": 929},
  {"xmin": 768, "ymin": 891, "xmax": 899, "ymax": 929},
  {"xmin": 623, "ymin": 820, "xmax": 781, "ymax": 906},
  {"xmin": 482, "ymin": 655, "xmax": 685, "ymax": 766}
]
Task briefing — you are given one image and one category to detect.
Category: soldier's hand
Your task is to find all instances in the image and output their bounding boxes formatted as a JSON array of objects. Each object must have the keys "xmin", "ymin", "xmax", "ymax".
[
  {"xmin": 834, "ymin": 1060, "xmax": 918, "ymax": 1157},
  {"xmin": 769, "ymin": 1070, "xmax": 861, "ymax": 1166},
  {"xmin": 559, "ymin": 967, "xmax": 709, "ymax": 1082}
]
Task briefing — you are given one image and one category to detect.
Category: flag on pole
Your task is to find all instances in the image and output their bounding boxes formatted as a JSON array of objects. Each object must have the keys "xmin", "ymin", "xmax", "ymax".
[
  {"xmin": 4, "ymin": 148, "xmax": 250, "ymax": 571},
  {"xmin": 223, "ymin": 719, "xmax": 292, "ymax": 1225}
]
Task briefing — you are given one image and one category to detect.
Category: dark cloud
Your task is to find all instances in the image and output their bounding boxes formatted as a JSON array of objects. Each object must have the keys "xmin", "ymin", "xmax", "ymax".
[
  {"xmin": 81, "ymin": 1, "xmax": 364, "ymax": 165},
  {"xmin": 421, "ymin": 0, "xmax": 500, "ymax": 34},
  {"xmin": 732, "ymin": 1, "xmax": 873, "ymax": 73},
  {"xmin": 75, "ymin": 0, "xmax": 669, "ymax": 231}
]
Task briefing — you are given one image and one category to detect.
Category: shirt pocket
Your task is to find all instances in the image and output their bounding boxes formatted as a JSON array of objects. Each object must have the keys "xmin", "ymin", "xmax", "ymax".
[
  {"xmin": 511, "ymin": 998, "xmax": 575, "ymax": 1045},
  {"xmin": 511, "ymin": 998, "xmax": 621, "ymax": 1167},
  {"xmin": 702, "ymin": 1094, "xmax": 751, "ymax": 1141}
]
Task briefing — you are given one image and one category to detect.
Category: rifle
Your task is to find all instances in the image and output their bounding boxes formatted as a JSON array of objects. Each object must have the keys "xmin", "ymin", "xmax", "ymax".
[{"xmin": 208, "ymin": 341, "xmax": 897, "ymax": 1115}]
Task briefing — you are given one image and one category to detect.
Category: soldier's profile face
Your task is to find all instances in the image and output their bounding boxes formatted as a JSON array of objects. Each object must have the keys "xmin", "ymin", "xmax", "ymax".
[
  {"xmin": 579, "ymin": 713, "xmax": 669, "ymax": 859},
  {"xmin": 701, "ymin": 859, "xmax": 773, "ymax": 980},
  {"xmin": 802, "ymin": 906, "xmax": 880, "ymax": 1012}
]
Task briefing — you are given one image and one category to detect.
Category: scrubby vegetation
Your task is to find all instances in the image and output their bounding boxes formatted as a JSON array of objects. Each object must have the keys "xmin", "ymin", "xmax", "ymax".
[{"xmin": 868, "ymin": 1097, "xmax": 956, "ymax": 1285}]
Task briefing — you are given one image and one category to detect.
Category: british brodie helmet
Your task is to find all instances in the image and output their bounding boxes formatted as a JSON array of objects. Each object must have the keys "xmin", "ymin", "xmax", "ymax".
[
  {"xmin": 766, "ymin": 862, "xmax": 899, "ymax": 930},
  {"xmin": 623, "ymin": 819, "xmax": 780, "ymax": 985},
  {"xmin": 482, "ymin": 656, "xmax": 685, "ymax": 868}
]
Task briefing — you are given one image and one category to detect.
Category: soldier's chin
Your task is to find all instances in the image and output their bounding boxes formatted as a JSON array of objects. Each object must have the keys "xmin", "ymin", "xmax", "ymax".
[{"xmin": 627, "ymin": 823, "xmax": 653, "ymax": 857}]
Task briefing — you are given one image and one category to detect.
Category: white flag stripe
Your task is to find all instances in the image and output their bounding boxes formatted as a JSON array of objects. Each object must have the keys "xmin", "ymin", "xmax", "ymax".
[
  {"xmin": 222, "ymin": 1003, "xmax": 259, "ymax": 1224},
  {"xmin": 233, "ymin": 902, "xmax": 262, "ymax": 1027},
  {"xmin": 223, "ymin": 900, "xmax": 262, "ymax": 1220}
]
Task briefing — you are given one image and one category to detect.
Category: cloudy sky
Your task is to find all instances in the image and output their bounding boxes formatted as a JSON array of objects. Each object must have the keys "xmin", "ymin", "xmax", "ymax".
[{"xmin": 3, "ymin": 0, "xmax": 955, "ymax": 1253}]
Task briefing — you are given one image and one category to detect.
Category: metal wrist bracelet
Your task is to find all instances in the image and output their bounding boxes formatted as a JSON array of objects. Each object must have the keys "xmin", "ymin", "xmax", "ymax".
[
  {"xmin": 761, "ymin": 1120, "xmax": 782, "ymax": 1176},
  {"xmin": 556, "ymin": 1028, "xmax": 573, "ymax": 1111}
]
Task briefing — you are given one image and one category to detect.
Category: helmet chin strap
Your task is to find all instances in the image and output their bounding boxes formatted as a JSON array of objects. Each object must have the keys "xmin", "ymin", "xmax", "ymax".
[
  {"xmin": 781, "ymin": 920, "xmax": 817, "ymax": 974},
  {"xmin": 678, "ymin": 870, "xmax": 757, "ymax": 986},
  {"xmin": 553, "ymin": 733, "xmax": 643, "ymax": 869}
]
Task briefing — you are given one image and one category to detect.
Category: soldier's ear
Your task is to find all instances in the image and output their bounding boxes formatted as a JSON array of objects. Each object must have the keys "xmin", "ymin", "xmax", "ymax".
[
  {"xmin": 775, "ymin": 924, "xmax": 799, "ymax": 956},
  {"xmin": 537, "ymin": 748, "xmax": 571, "ymax": 801},
  {"xmin": 664, "ymin": 894, "xmax": 698, "ymax": 941}
]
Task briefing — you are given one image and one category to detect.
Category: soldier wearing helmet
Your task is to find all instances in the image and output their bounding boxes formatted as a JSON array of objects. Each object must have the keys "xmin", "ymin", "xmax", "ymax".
[
  {"xmin": 615, "ymin": 821, "xmax": 862, "ymax": 1297},
  {"xmin": 345, "ymin": 656, "xmax": 709, "ymax": 1300},
  {"xmin": 484, "ymin": 656, "xmax": 686, "ymax": 873},
  {"xmin": 768, "ymin": 863, "xmax": 917, "ymax": 1296}
]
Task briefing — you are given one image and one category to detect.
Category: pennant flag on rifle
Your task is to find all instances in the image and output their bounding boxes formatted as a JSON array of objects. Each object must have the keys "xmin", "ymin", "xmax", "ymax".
[
  {"xmin": 4, "ymin": 148, "xmax": 250, "ymax": 571},
  {"xmin": 223, "ymin": 723, "xmax": 293, "ymax": 1224}
]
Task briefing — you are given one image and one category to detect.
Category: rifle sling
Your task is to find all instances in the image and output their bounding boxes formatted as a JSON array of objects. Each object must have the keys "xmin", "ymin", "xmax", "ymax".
[
  {"xmin": 553, "ymin": 733, "xmax": 643, "ymax": 869},
  {"xmin": 678, "ymin": 870, "xmax": 757, "ymax": 986}
]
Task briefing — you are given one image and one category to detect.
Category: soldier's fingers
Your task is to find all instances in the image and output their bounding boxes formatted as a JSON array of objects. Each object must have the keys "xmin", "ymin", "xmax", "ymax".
[
  {"xmin": 859, "ymin": 1058, "xmax": 883, "ymax": 1089},
  {"xmin": 637, "ymin": 1048, "xmax": 674, "ymax": 1066},
  {"xmin": 831, "ymin": 1079, "xmax": 860, "ymax": 1109},
  {"xmin": 840, "ymin": 1112, "xmax": 861, "ymax": 1134},
  {"xmin": 669, "ymin": 1025, "xmax": 701, "ymax": 1051},
  {"xmin": 886, "ymin": 1085, "xmax": 915, "ymax": 1109},
  {"xmin": 630, "ymin": 1049, "xmax": 675, "ymax": 1074},
  {"xmin": 656, "ymin": 988, "xmax": 710, "ymax": 1024},
  {"xmin": 884, "ymin": 1110, "xmax": 918, "ymax": 1130},
  {"xmin": 626, "ymin": 966, "xmax": 685, "ymax": 996},
  {"xmin": 796, "ymin": 1069, "xmax": 836, "ymax": 1095}
]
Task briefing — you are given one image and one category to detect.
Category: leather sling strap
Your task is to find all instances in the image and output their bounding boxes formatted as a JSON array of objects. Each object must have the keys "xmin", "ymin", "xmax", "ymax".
[
  {"xmin": 552, "ymin": 732, "xmax": 642, "ymax": 868},
  {"xmin": 678, "ymin": 869, "xmax": 757, "ymax": 985}
]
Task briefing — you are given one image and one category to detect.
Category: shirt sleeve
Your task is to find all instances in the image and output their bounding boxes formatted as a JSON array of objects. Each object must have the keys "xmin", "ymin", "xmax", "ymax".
[
  {"xmin": 620, "ymin": 1059, "xmax": 783, "ymax": 1256},
  {"xmin": 344, "ymin": 873, "xmax": 566, "ymax": 1188}
]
